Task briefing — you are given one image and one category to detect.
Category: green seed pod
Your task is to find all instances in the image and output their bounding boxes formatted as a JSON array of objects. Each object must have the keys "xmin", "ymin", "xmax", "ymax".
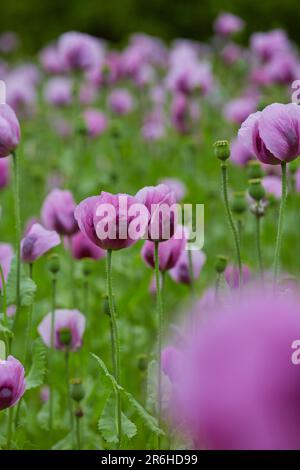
[
  {"xmin": 137, "ymin": 354, "xmax": 148, "ymax": 372},
  {"xmin": 247, "ymin": 161, "xmax": 264, "ymax": 179},
  {"xmin": 231, "ymin": 191, "xmax": 247, "ymax": 215},
  {"xmin": 47, "ymin": 253, "xmax": 60, "ymax": 275},
  {"xmin": 248, "ymin": 178, "xmax": 266, "ymax": 201},
  {"xmin": 59, "ymin": 328, "xmax": 72, "ymax": 347},
  {"xmin": 213, "ymin": 140, "xmax": 230, "ymax": 161},
  {"xmin": 70, "ymin": 378, "xmax": 85, "ymax": 403},
  {"xmin": 215, "ymin": 255, "xmax": 228, "ymax": 274}
]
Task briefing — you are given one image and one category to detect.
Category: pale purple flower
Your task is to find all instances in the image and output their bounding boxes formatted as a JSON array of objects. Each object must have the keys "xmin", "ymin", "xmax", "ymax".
[
  {"xmin": 214, "ymin": 13, "xmax": 244, "ymax": 37},
  {"xmin": 39, "ymin": 45, "xmax": 67, "ymax": 74},
  {"xmin": 262, "ymin": 175, "xmax": 282, "ymax": 199},
  {"xmin": 38, "ymin": 309, "xmax": 86, "ymax": 351},
  {"xmin": 170, "ymin": 249, "xmax": 206, "ymax": 285},
  {"xmin": 224, "ymin": 264, "xmax": 251, "ymax": 289},
  {"xmin": 141, "ymin": 225, "xmax": 186, "ymax": 272},
  {"xmin": 238, "ymin": 103, "xmax": 300, "ymax": 165},
  {"xmin": 136, "ymin": 184, "xmax": 177, "ymax": 241},
  {"xmin": 83, "ymin": 109, "xmax": 107, "ymax": 138},
  {"xmin": 171, "ymin": 288, "xmax": 300, "ymax": 449},
  {"xmin": 0, "ymin": 356, "xmax": 25, "ymax": 410},
  {"xmin": 159, "ymin": 178, "xmax": 186, "ymax": 202},
  {"xmin": 0, "ymin": 103, "xmax": 21, "ymax": 158},
  {"xmin": 58, "ymin": 32, "xmax": 103, "ymax": 73},
  {"xmin": 230, "ymin": 138, "xmax": 253, "ymax": 166},
  {"xmin": 40, "ymin": 385, "xmax": 50, "ymax": 403},
  {"xmin": 70, "ymin": 231, "xmax": 106, "ymax": 260},
  {"xmin": 0, "ymin": 157, "xmax": 10, "ymax": 189},
  {"xmin": 224, "ymin": 97, "xmax": 257, "ymax": 125},
  {"xmin": 41, "ymin": 189, "xmax": 78, "ymax": 236},
  {"xmin": 108, "ymin": 89, "xmax": 134, "ymax": 115},
  {"xmin": 0, "ymin": 243, "xmax": 13, "ymax": 290},
  {"xmin": 142, "ymin": 111, "xmax": 165, "ymax": 141},
  {"xmin": 21, "ymin": 223, "xmax": 60, "ymax": 263},
  {"xmin": 44, "ymin": 77, "xmax": 72, "ymax": 107},
  {"xmin": 221, "ymin": 43, "xmax": 243, "ymax": 65},
  {"xmin": 250, "ymin": 29, "xmax": 290, "ymax": 61}
]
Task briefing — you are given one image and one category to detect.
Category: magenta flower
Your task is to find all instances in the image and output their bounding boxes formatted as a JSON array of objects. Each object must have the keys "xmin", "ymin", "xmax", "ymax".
[
  {"xmin": 238, "ymin": 103, "xmax": 300, "ymax": 165},
  {"xmin": 136, "ymin": 184, "xmax": 177, "ymax": 241},
  {"xmin": 38, "ymin": 309, "xmax": 86, "ymax": 351},
  {"xmin": 0, "ymin": 157, "xmax": 10, "ymax": 189},
  {"xmin": 0, "ymin": 243, "xmax": 13, "ymax": 290},
  {"xmin": 70, "ymin": 231, "xmax": 106, "ymax": 260},
  {"xmin": 92, "ymin": 192, "xmax": 147, "ymax": 251},
  {"xmin": 21, "ymin": 223, "xmax": 60, "ymax": 263},
  {"xmin": 108, "ymin": 89, "xmax": 134, "ymax": 115},
  {"xmin": 0, "ymin": 356, "xmax": 25, "ymax": 410},
  {"xmin": 141, "ymin": 225, "xmax": 186, "ymax": 272},
  {"xmin": 44, "ymin": 77, "xmax": 73, "ymax": 107},
  {"xmin": 170, "ymin": 249, "xmax": 206, "ymax": 285},
  {"xmin": 58, "ymin": 32, "xmax": 103, "ymax": 72},
  {"xmin": 41, "ymin": 189, "xmax": 78, "ymax": 236},
  {"xmin": 224, "ymin": 264, "xmax": 251, "ymax": 289},
  {"xmin": 83, "ymin": 109, "xmax": 107, "ymax": 138},
  {"xmin": 0, "ymin": 103, "xmax": 21, "ymax": 158},
  {"xmin": 171, "ymin": 289, "xmax": 300, "ymax": 449},
  {"xmin": 214, "ymin": 13, "xmax": 244, "ymax": 37}
]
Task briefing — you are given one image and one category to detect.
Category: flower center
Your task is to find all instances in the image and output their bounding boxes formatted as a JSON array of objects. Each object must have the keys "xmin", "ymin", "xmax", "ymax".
[{"xmin": 0, "ymin": 386, "xmax": 13, "ymax": 409}]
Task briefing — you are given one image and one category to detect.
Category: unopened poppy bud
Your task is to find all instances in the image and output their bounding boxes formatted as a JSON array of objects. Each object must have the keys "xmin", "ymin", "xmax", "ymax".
[
  {"xmin": 215, "ymin": 255, "xmax": 228, "ymax": 274},
  {"xmin": 70, "ymin": 378, "xmax": 85, "ymax": 402},
  {"xmin": 137, "ymin": 354, "xmax": 148, "ymax": 372},
  {"xmin": 247, "ymin": 161, "xmax": 264, "ymax": 179},
  {"xmin": 248, "ymin": 179, "xmax": 266, "ymax": 201},
  {"xmin": 47, "ymin": 253, "xmax": 60, "ymax": 275},
  {"xmin": 214, "ymin": 140, "xmax": 230, "ymax": 161},
  {"xmin": 59, "ymin": 328, "xmax": 72, "ymax": 346},
  {"xmin": 231, "ymin": 192, "xmax": 247, "ymax": 215}
]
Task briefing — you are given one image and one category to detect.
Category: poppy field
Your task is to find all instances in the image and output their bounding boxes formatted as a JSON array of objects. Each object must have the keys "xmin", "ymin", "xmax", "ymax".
[{"xmin": 1, "ymin": 11, "xmax": 300, "ymax": 451}]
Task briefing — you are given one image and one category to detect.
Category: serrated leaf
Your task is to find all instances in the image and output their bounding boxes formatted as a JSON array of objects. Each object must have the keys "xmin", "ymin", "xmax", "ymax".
[
  {"xmin": 98, "ymin": 394, "xmax": 137, "ymax": 443},
  {"xmin": 26, "ymin": 339, "xmax": 46, "ymax": 390},
  {"xmin": 6, "ymin": 257, "xmax": 37, "ymax": 307},
  {"xmin": 91, "ymin": 353, "xmax": 164, "ymax": 437}
]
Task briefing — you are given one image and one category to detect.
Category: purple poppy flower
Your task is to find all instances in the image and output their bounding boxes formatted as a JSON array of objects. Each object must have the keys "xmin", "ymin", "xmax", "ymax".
[
  {"xmin": 262, "ymin": 175, "xmax": 282, "ymax": 199},
  {"xmin": 38, "ymin": 309, "xmax": 86, "ymax": 352},
  {"xmin": 224, "ymin": 97, "xmax": 257, "ymax": 125},
  {"xmin": 0, "ymin": 243, "xmax": 13, "ymax": 290},
  {"xmin": 159, "ymin": 178, "xmax": 186, "ymax": 202},
  {"xmin": 230, "ymin": 138, "xmax": 253, "ymax": 166},
  {"xmin": 0, "ymin": 356, "xmax": 26, "ymax": 410},
  {"xmin": 224, "ymin": 264, "xmax": 251, "ymax": 289},
  {"xmin": 21, "ymin": 223, "xmax": 60, "ymax": 263},
  {"xmin": 69, "ymin": 231, "xmax": 106, "ymax": 260},
  {"xmin": 108, "ymin": 89, "xmax": 134, "ymax": 115},
  {"xmin": 83, "ymin": 109, "xmax": 107, "ymax": 138},
  {"xmin": 0, "ymin": 103, "xmax": 21, "ymax": 158},
  {"xmin": 214, "ymin": 13, "xmax": 244, "ymax": 37},
  {"xmin": 44, "ymin": 77, "xmax": 73, "ymax": 107},
  {"xmin": 170, "ymin": 249, "xmax": 206, "ymax": 285},
  {"xmin": 41, "ymin": 189, "xmax": 78, "ymax": 236},
  {"xmin": 0, "ymin": 157, "xmax": 10, "ymax": 189},
  {"xmin": 58, "ymin": 32, "xmax": 103, "ymax": 73}
]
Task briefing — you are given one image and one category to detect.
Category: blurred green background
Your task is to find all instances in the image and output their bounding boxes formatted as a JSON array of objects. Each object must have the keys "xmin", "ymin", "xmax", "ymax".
[{"xmin": 1, "ymin": 0, "xmax": 299, "ymax": 52}]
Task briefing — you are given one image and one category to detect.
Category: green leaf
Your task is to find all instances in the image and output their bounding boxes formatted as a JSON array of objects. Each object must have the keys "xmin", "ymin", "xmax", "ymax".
[
  {"xmin": 91, "ymin": 353, "xmax": 164, "ymax": 437},
  {"xmin": 146, "ymin": 360, "xmax": 158, "ymax": 412},
  {"xmin": 98, "ymin": 394, "xmax": 137, "ymax": 443},
  {"xmin": 38, "ymin": 391, "xmax": 66, "ymax": 431},
  {"xmin": 52, "ymin": 432, "xmax": 73, "ymax": 450},
  {"xmin": 0, "ymin": 323, "xmax": 14, "ymax": 339},
  {"xmin": 6, "ymin": 256, "xmax": 37, "ymax": 307},
  {"xmin": 26, "ymin": 339, "xmax": 46, "ymax": 390}
]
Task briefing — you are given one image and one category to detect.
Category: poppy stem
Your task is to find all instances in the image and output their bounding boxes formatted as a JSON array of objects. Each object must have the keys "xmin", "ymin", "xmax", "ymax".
[
  {"xmin": 49, "ymin": 276, "xmax": 56, "ymax": 432},
  {"xmin": 220, "ymin": 162, "xmax": 242, "ymax": 287},
  {"xmin": 12, "ymin": 151, "xmax": 21, "ymax": 327},
  {"xmin": 255, "ymin": 208, "xmax": 264, "ymax": 280},
  {"xmin": 273, "ymin": 162, "xmax": 287, "ymax": 284},
  {"xmin": 154, "ymin": 241, "xmax": 163, "ymax": 449},
  {"xmin": 106, "ymin": 249, "xmax": 122, "ymax": 448},
  {"xmin": 24, "ymin": 263, "xmax": 34, "ymax": 368}
]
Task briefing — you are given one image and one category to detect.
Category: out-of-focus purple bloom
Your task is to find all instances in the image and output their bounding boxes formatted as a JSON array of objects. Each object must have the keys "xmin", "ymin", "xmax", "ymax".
[
  {"xmin": 0, "ymin": 32, "xmax": 19, "ymax": 54},
  {"xmin": 214, "ymin": 13, "xmax": 244, "ymax": 37},
  {"xmin": 44, "ymin": 77, "xmax": 72, "ymax": 107},
  {"xmin": 221, "ymin": 43, "xmax": 243, "ymax": 65},
  {"xmin": 141, "ymin": 225, "xmax": 186, "ymax": 272},
  {"xmin": 224, "ymin": 97, "xmax": 257, "ymax": 125},
  {"xmin": 70, "ymin": 231, "xmax": 106, "ymax": 260},
  {"xmin": 0, "ymin": 243, "xmax": 13, "ymax": 290},
  {"xmin": 250, "ymin": 29, "xmax": 290, "ymax": 61},
  {"xmin": 108, "ymin": 89, "xmax": 134, "ymax": 115},
  {"xmin": 142, "ymin": 111, "xmax": 165, "ymax": 141},
  {"xmin": 136, "ymin": 184, "xmax": 177, "ymax": 241},
  {"xmin": 21, "ymin": 223, "xmax": 60, "ymax": 263},
  {"xmin": 83, "ymin": 109, "xmax": 107, "ymax": 138},
  {"xmin": 170, "ymin": 249, "xmax": 206, "ymax": 285},
  {"xmin": 0, "ymin": 103, "xmax": 21, "ymax": 158},
  {"xmin": 161, "ymin": 346, "xmax": 181, "ymax": 383},
  {"xmin": 58, "ymin": 32, "xmax": 104, "ymax": 73},
  {"xmin": 262, "ymin": 175, "xmax": 282, "ymax": 199},
  {"xmin": 40, "ymin": 385, "xmax": 50, "ymax": 403},
  {"xmin": 171, "ymin": 288, "xmax": 300, "ymax": 449},
  {"xmin": 38, "ymin": 309, "xmax": 86, "ymax": 351},
  {"xmin": 159, "ymin": 178, "xmax": 186, "ymax": 202},
  {"xmin": 0, "ymin": 356, "xmax": 25, "ymax": 410},
  {"xmin": 166, "ymin": 61, "xmax": 213, "ymax": 96},
  {"xmin": 79, "ymin": 82, "xmax": 97, "ymax": 105},
  {"xmin": 0, "ymin": 157, "xmax": 10, "ymax": 189},
  {"xmin": 7, "ymin": 305, "xmax": 16, "ymax": 318},
  {"xmin": 238, "ymin": 103, "xmax": 300, "ymax": 165},
  {"xmin": 39, "ymin": 45, "xmax": 67, "ymax": 74},
  {"xmin": 224, "ymin": 264, "xmax": 251, "ymax": 289},
  {"xmin": 41, "ymin": 189, "xmax": 78, "ymax": 236},
  {"xmin": 230, "ymin": 138, "xmax": 253, "ymax": 166}
]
